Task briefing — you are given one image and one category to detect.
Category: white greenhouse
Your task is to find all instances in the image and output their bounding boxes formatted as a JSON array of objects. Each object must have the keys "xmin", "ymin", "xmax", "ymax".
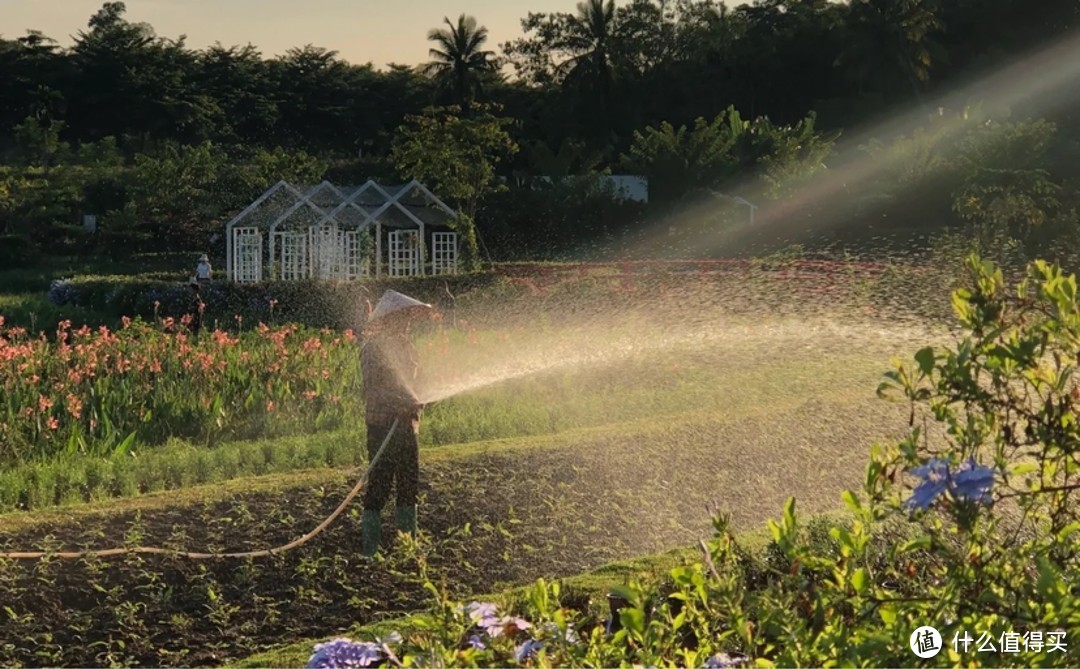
[{"xmin": 224, "ymin": 180, "xmax": 461, "ymax": 283}]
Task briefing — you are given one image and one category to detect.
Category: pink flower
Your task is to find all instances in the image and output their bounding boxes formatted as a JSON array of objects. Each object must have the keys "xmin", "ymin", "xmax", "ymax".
[{"xmin": 66, "ymin": 394, "xmax": 83, "ymax": 420}]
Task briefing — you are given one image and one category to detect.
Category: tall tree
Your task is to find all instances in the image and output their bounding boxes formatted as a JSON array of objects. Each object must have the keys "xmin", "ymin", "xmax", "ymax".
[
  {"xmin": 68, "ymin": 1, "xmax": 209, "ymax": 149},
  {"xmin": 390, "ymin": 105, "xmax": 518, "ymax": 267},
  {"xmin": 195, "ymin": 44, "xmax": 279, "ymax": 145},
  {"xmin": 422, "ymin": 14, "xmax": 498, "ymax": 110},
  {"xmin": 837, "ymin": 0, "xmax": 945, "ymax": 102}
]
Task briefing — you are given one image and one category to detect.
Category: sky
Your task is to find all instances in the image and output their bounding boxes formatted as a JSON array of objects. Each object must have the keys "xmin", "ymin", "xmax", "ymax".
[{"xmin": 3, "ymin": 0, "xmax": 629, "ymax": 67}]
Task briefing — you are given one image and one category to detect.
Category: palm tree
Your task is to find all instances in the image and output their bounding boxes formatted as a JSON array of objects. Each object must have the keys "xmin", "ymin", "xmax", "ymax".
[
  {"xmin": 423, "ymin": 14, "xmax": 496, "ymax": 109},
  {"xmin": 837, "ymin": 0, "xmax": 944, "ymax": 102},
  {"xmin": 561, "ymin": 0, "xmax": 617, "ymax": 95}
]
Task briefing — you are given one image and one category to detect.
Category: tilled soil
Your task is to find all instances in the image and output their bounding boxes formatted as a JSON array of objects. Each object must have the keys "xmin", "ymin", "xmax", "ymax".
[{"xmin": 0, "ymin": 398, "xmax": 906, "ymax": 667}]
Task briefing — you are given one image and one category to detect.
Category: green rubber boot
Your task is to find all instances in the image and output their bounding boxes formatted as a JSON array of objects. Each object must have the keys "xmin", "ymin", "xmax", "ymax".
[
  {"xmin": 395, "ymin": 505, "xmax": 417, "ymax": 537},
  {"xmin": 361, "ymin": 509, "xmax": 381, "ymax": 557}
]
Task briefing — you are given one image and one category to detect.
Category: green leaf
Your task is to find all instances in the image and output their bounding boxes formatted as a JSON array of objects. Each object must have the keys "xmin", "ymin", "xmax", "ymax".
[
  {"xmin": 112, "ymin": 431, "xmax": 138, "ymax": 458},
  {"xmin": 782, "ymin": 497, "xmax": 797, "ymax": 532},
  {"xmin": 914, "ymin": 347, "xmax": 935, "ymax": 375},
  {"xmin": 851, "ymin": 568, "xmax": 869, "ymax": 594},
  {"xmin": 1057, "ymin": 522, "xmax": 1080, "ymax": 542},
  {"xmin": 608, "ymin": 585, "xmax": 637, "ymax": 604},
  {"xmin": 878, "ymin": 605, "xmax": 897, "ymax": 625},
  {"xmin": 841, "ymin": 490, "xmax": 862, "ymax": 514},
  {"xmin": 1008, "ymin": 462, "xmax": 1039, "ymax": 476},
  {"xmin": 619, "ymin": 608, "xmax": 645, "ymax": 635},
  {"xmin": 897, "ymin": 534, "xmax": 932, "ymax": 554}
]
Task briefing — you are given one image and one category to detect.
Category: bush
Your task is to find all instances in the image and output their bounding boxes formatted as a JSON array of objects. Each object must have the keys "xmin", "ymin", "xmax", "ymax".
[
  {"xmin": 54, "ymin": 273, "xmax": 507, "ymax": 330},
  {"xmin": 0, "ymin": 234, "xmax": 38, "ymax": 269}
]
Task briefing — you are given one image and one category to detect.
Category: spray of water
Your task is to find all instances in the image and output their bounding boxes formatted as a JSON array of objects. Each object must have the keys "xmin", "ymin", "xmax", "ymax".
[{"xmin": 410, "ymin": 274, "xmax": 954, "ymax": 408}]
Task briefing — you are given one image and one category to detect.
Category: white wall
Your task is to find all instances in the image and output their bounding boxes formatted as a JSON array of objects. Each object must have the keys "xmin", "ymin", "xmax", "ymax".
[{"xmin": 605, "ymin": 175, "xmax": 649, "ymax": 203}]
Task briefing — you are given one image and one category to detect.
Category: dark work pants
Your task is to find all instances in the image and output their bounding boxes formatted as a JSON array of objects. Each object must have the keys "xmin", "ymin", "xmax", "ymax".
[{"xmin": 362, "ymin": 417, "xmax": 420, "ymax": 511}]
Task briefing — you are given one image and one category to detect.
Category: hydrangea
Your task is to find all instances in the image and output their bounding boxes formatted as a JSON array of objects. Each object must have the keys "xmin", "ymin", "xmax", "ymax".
[
  {"xmin": 905, "ymin": 457, "xmax": 995, "ymax": 512},
  {"xmin": 306, "ymin": 638, "xmax": 383, "ymax": 668},
  {"xmin": 48, "ymin": 279, "xmax": 77, "ymax": 306}
]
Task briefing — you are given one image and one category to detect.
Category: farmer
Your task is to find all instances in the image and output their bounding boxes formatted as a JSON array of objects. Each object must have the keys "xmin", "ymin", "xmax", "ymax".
[
  {"xmin": 360, "ymin": 289, "xmax": 432, "ymax": 557},
  {"xmin": 195, "ymin": 254, "xmax": 212, "ymax": 283},
  {"xmin": 187, "ymin": 277, "xmax": 205, "ymax": 335}
]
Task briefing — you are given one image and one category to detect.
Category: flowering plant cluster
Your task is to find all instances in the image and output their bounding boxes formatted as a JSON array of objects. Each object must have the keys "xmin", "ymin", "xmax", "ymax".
[
  {"xmin": 306, "ymin": 596, "xmax": 747, "ymax": 668},
  {"xmin": 0, "ymin": 315, "xmax": 361, "ymax": 461}
]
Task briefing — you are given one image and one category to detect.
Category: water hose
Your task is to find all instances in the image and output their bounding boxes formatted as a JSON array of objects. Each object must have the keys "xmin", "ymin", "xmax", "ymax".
[{"xmin": 0, "ymin": 419, "xmax": 399, "ymax": 561}]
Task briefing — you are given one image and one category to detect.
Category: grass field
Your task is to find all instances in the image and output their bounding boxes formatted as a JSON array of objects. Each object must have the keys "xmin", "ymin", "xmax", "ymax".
[{"xmin": 0, "ymin": 256, "xmax": 955, "ymax": 666}]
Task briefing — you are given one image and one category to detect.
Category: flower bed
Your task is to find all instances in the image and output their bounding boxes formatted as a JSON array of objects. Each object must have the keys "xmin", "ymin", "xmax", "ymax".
[{"xmin": 0, "ymin": 316, "xmax": 361, "ymax": 462}]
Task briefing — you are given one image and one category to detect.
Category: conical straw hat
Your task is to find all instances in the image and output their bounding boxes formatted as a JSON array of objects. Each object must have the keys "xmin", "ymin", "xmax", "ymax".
[{"xmin": 368, "ymin": 290, "xmax": 431, "ymax": 322}]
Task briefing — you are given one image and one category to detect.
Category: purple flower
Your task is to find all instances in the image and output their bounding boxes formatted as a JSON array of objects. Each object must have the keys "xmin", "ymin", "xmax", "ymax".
[
  {"xmin": 466, "ymin": 601, "xmax": 498, "ymax": 622},
  {"xmin": 904, "ymin": 458, "xmax": 995, "ymax": 512},
  {"xmin": 704, "ymin": 652, "xmax": 746, "ymax": 668},
  {"xmin": 306, "ymin": 638, "xmax": 383, "ymax": 668},
  {"xmin": 466, "ymin": 634, "xmax": 487, "ymax": 650},
  {"xmin": 466, "ymin": 601, "xmax": 500, "ymax": 630},
  {"xmin": 515, "ymin": 639, "xmax": 544, "ymax": 662},
  {"xmin": 501, "ymin": 616, "xmax": 533, "ymax": 634}
]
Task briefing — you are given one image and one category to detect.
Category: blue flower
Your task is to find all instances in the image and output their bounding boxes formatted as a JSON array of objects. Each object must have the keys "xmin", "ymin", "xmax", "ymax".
[
  {"xmin": 515, "ymin": 639, "xmax": 544, "ymax": 662},
  {"xmin": 904, "ymin": 457, "xmax": 995, "ymax": 512},
  {"xmin": 48, "ymin": 279, "xmax": 76, "ymax": 306},
  {"xmin": 951, "ymin": 458, "xmax": 995, "ymax": 503},
  {"xmin": 306, "ymin": 638, "xmax": 383, "ymax": 668},
  {"xmin": 905, "ymin": 458, "xmax": 950, "ymax": 512},
  {"xmin": 704, "ymin": 652, "xmax": 746, "ymax": 668},
  {"xmin": 466, "ymin": 634, "xmax": 486, "ymax": 650}
]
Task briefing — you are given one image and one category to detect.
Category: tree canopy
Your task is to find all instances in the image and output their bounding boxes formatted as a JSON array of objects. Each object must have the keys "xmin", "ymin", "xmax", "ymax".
[{"xmin": 1, "ymin": 0, "xmax": 1079, "ymax": 260}]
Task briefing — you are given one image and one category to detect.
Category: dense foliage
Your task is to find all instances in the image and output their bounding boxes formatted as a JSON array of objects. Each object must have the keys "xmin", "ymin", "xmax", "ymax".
[{"xmin": 2, "ymin": 1, "xmax": 1080, "ymax": 260}]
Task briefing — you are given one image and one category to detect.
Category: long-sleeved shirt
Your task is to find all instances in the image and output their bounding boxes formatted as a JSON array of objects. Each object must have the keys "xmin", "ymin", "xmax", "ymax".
[{"xmin": 360, "ymin": 333, "xmax": 420, "ymax": 425}]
